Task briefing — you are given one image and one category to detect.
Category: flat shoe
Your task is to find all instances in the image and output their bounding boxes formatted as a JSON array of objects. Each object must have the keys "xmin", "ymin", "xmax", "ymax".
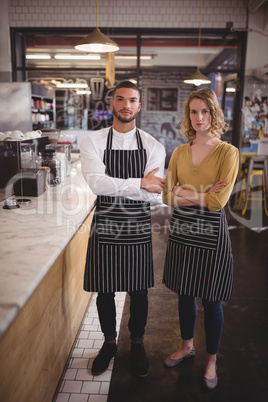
[
  {"xmin": 203, "ymin": 365, "xmax": 218, "ymax": 390},
  {"xmin": 163, "ymin": 347, "xmax": 195, "ymax": 368}
]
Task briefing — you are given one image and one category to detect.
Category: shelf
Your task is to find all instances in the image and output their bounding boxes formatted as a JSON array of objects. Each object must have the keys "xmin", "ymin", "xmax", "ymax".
[
  {"xmin": 31, "ymin": 84, "xmax": 56, "ymax": 130},
  {"xmin": 32, "ymin": 108, "xmax": 53, "ymax": 113},
  {"xmin": 32, "ymin": 121, "xmax": 54, "ymax": 129}
]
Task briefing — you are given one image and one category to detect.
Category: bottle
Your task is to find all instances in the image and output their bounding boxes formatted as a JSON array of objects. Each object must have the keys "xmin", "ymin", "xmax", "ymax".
[{"xmin": 41, "ymin": 149, "xmax": 61, "ymax": 186}]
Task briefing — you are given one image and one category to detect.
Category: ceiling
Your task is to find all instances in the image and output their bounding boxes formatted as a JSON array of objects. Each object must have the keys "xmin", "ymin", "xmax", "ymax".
[{"xmin": 24, "ymin": 32, "xmax": 239, "ymax": 73}]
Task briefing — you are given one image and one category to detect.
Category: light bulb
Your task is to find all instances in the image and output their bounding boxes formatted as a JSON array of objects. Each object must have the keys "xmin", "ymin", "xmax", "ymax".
[{"xmin": 193, "ymin": 79, "xmax": 203, "ymax": 86}]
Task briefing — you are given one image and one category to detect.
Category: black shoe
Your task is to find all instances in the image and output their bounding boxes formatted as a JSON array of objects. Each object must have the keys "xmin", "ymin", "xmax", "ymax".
[
  {"xmin": 130, "ymin": 342, "xmax": 149, "ymax": 377},
  {"xmin": 92, "ymin": 342, "xmax": 117, "ymax": 375}
]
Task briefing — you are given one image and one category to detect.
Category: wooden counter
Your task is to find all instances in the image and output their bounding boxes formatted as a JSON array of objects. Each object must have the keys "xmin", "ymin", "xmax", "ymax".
[{"xmin": 0, "ymin": 162, "xmax": 96, "ymax": 402}]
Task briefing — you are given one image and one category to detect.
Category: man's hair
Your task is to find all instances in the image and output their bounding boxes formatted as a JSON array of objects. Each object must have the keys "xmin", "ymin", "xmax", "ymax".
[{"xmin": 113, "ymin": 81, "xmax": 141, "ymax": 100}]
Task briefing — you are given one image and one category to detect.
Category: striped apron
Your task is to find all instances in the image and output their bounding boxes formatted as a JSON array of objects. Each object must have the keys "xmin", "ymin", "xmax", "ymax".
[
  {"xmin": 163, "ymin": 205, "xmax": 233, "ymax": 301},
  {"xmin": 84, "ymin": 128, "xmax": 154, "ymax": 293}
]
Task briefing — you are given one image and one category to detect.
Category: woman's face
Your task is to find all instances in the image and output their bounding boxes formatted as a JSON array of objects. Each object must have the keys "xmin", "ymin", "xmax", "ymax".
[{"xmin": 189, "ymin": 98, "xmax": 212, "ymax": 135}]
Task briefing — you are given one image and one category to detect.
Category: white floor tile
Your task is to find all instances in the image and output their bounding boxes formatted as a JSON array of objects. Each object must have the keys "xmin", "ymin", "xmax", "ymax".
[
  {"xmin": 62, "ymin": 380, "xmax": 83, "ymax": 393},
  {"xmin": 93, "ymin": 370, "xmax": 112, "ymax": 382},
  {"xmin": 55, "ymin": 292, "xmax": 126, "ymax": 401},
  {"xmin": 64, "ymin": 368, "xmax": 78, "ymax": 380},
  {"xmin": 56, "ymin": 393, "xmax": 70, "ymax": 402},
  {"xmin": 68, "ymin": 358, "xmax": 74, "ymax": 368},
  {"xmin": 81, "ymin": 381, "xmax": 101, "ymax": 394},
  {"xmin": 92, "ymin": 317, "xmax": 100, "ymax": 326},
  {"xmin": 78, "ymin": 330, "xmax": 90, "ymax": 339},
  {"xmin": 69, "ymin": 394, "xmax": 89, "ymax": 402},
  {"xmin": 83, "ymin": 325, "xmax": 99, "ymax": 331},
  {"xmin": 88, "ymin": 331, "xmax": 103, "ymax": 340},
  {"xmin": 77, "ymin": 339, "xmax": 94, "ymax": 349},
  {"xmin": 72, "ymin": 348, "xmax": 84, "ymax": 358},
  {"xmin": 115, "ymin": 292, "xmax": 126, "ymax": 300},
  {"xmin": 76, "ymin": 369, "xmax": 94, "ymax": 381},
  {"xmin": 70, "ymin": 358, "xmax": 89, "ymax": 369},
  {"xmin": 87, "ymin": 311, "xmax": 98, "ymax": 318},
  {"xmin": 59, "ymin": 380, "xmax": 65, "ymax": 392},
  {"xmin": 93, "ymin": 339, "xmax": 103, "ymax": 349},
  {"xmin": 82, "ymin": 349, "xmax": 98, "ymax": 359},
  {"xmin": 99, "ymin": 382, "xmax": 110, "ymax": 395},
  {"xmin": 88, "ymin": 395, "xmax": 108, "ymax": 402},
  {"xmin": 83, "ymin": 317, "xmax": 94, "ymax": 325}
]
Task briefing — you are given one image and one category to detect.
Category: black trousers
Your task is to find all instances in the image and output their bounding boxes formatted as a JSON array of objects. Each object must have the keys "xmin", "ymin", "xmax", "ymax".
[
  {"xmin": 96, "ymin": 290, "xmax": 148, "ymax": 342},
  {"xmin": 179, "ymin": 295, "xmax": 224, "ymax": 354}
]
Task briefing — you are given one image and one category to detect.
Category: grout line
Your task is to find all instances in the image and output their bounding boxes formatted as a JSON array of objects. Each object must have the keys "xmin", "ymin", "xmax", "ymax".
[{"xmin": 54, "ymin": 292, "xmax": 126, "ymax": 402}]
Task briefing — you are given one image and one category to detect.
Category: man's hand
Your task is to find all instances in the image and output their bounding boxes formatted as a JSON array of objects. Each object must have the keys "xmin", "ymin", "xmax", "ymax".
[{"xmin": 141, "ymin": 168, "xmax": 165, "ymax": 194}]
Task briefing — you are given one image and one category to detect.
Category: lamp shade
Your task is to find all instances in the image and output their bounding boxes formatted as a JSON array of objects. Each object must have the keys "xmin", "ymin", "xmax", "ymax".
[
  {"xmin": 75, "ymin": 28, "xmax": 119, "ymax": 53},
  {"xmin": 183, "ymin": 68, "xmax": 211, "ymax": 86}
]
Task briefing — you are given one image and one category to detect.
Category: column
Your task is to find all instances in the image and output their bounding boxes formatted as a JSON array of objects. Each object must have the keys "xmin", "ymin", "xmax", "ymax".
[{"xmin": 0, "ymin": 0, "xmax": 12, "ymax": 82}]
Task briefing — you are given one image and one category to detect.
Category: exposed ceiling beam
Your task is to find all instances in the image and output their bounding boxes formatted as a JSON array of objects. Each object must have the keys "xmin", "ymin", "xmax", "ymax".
[
  {"xmin": 248, "ymin": 0, "xmax": 267, "ymax": 13},
  {"xmin": 206, "ymin": 48, "xmax": 237, "ymax": 70}
]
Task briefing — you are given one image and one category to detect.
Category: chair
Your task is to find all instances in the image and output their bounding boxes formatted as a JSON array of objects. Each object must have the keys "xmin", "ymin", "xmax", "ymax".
[
  {"xmin": 238, "ymin": 155, "xmax": 268, "ymax": 216},
  {"xmin": 257, "ymin": 137, "xmax": 268, "ymax": 156}
]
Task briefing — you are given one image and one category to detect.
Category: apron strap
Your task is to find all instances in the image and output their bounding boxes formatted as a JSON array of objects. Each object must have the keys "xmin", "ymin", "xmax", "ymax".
[
  {"xmin": 106, "ymin": 127, "xmax": 113, "ymax": 150},
  {"xmin": 105, "ymin": 127, "xmax": 144, "ymax": 150},
  {"xmin": 136, "ymin": 129, "xmax": 143, "ymax": 150}
]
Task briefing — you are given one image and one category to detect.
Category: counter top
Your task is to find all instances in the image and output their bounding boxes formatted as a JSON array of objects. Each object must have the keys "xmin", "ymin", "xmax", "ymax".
[{"xmin": 0, "ymin": 161, "xmax": 96, "ymax": 339}]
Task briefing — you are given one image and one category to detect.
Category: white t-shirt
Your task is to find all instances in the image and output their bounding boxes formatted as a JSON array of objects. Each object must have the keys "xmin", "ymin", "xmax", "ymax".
[{"xmin": 80, "ymin": 126, "xmax": 166, "ymax": 203}]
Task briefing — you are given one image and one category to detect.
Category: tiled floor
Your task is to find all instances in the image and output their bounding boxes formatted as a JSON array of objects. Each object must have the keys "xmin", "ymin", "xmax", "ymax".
[{"xmin": 54, "ymin": 292, "xmax": 126, "ymax": 402}]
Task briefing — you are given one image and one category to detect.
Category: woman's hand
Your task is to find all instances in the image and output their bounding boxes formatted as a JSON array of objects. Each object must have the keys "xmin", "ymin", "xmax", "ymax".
[
  {"xmin": 172, "ymin": 181, "xmax": 225, "ymax": 208},
  {"xmin": 173, "ymin": 185, "xmax": 182, "ymax": 196},
  {"xmin": 208, "ymin": 180, "xmax": 226, "ymax": 193}
]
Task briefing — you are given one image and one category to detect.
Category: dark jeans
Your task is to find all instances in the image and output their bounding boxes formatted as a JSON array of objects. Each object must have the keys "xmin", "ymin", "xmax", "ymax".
[
  {"xmin": 96, "ymin": 289, "xmax": 148, "ymax": 343},
  {"xmin": 179, "ymin": 295, "xmax": 224, "ymax": 355}
]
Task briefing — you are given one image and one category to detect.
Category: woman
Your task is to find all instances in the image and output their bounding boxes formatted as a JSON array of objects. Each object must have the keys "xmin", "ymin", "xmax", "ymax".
[{"xmin": 162, "ymin": 88, "xmax": 239, "ymax": 390}]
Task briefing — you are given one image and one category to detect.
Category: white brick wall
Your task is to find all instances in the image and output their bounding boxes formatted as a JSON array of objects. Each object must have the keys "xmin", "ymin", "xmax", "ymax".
[{"xmin": 8, "ymin": 0, "xmax": 248, "ymax": 29}]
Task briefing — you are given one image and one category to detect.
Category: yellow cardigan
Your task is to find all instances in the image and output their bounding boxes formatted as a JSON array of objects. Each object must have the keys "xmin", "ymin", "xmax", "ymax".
[{"xmin": 162, "ymin": 141, "xmax": 239, "ymax": 212}]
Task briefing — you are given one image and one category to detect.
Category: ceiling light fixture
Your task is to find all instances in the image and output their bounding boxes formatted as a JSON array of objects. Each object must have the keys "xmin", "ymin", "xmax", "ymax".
[
  {"xmin": 183, "ymin": 0, "xmax": 211, "ymax": 86},
  {"xmin": 56, "ymin": 83, "xmax": 88, "ymax": 89},
  {"xmin": 54, "ymin": 54, "xmax": 101, "ymax": 60},
  {"xmin": 76, "ymin": 90, "xmax": 92, "ymax": 95},
  {"xmin": 114, "ymin": 55, "xmax": 152, "ymax": 60},
  {"xmin": 225, "ymin": 87, "xmax": 236, "ymax": 92},
  {"xmin": 74, "ymin": 0, "xmax": 119, "ymax": 53},
  {"xmin": 26, "ymin": 54, "xmax": 51, "ymax": 59}
]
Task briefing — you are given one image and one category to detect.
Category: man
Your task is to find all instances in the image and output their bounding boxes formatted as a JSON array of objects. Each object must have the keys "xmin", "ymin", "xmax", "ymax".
[{"xmin": 80, "ymin": 81, "xmax": 165, "ymax": 377}]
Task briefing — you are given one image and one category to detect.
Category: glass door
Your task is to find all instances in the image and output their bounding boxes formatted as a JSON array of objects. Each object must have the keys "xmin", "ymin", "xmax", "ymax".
[{"xmin": 221, "ymin": 76, "xmax": 237, "ymax": 144}]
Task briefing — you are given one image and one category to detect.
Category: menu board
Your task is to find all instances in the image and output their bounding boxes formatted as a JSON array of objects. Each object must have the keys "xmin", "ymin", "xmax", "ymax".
[{"xmin": 146, "ymin": 88, "xmax": 178, "ymax": 112}]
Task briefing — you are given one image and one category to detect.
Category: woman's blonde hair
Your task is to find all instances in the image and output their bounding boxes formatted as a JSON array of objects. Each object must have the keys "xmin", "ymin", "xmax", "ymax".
[{"xmin": 180, "ymin": 88, "xmax": 228, "ymax": 140}]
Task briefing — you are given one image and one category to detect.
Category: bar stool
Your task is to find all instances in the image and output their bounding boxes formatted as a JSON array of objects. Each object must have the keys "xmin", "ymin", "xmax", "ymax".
[{"xmin": 239, "ymin": 155, "xmax": 268, "ymax": 216}]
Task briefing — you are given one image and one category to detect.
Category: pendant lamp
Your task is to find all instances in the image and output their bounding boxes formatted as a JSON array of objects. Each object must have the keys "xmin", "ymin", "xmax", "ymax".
[
  {"xmin": 184, "ymin": 0, "xmax": 211, "ymax": 86},
  {"xmin": 75, "ymin": 0, "xmax": 119, "ymax": 53}
]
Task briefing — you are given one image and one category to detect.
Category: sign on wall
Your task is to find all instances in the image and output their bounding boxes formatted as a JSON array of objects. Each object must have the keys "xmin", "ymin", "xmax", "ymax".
[{"xmin": 146, "ymin": 88, "xmax": 178, "ymax": 112}]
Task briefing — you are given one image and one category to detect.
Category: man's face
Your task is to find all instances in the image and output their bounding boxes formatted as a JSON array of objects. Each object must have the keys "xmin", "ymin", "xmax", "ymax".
[{"xmin": 111, "ymin": 87, "xmax": 141, "ymax": 124}]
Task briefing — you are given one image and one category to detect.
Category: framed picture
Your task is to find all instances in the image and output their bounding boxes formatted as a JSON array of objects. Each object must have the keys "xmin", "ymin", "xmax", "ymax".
[{"xmin": 146, "ymin": 87, "xmax": 178, "ymax": 112}]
